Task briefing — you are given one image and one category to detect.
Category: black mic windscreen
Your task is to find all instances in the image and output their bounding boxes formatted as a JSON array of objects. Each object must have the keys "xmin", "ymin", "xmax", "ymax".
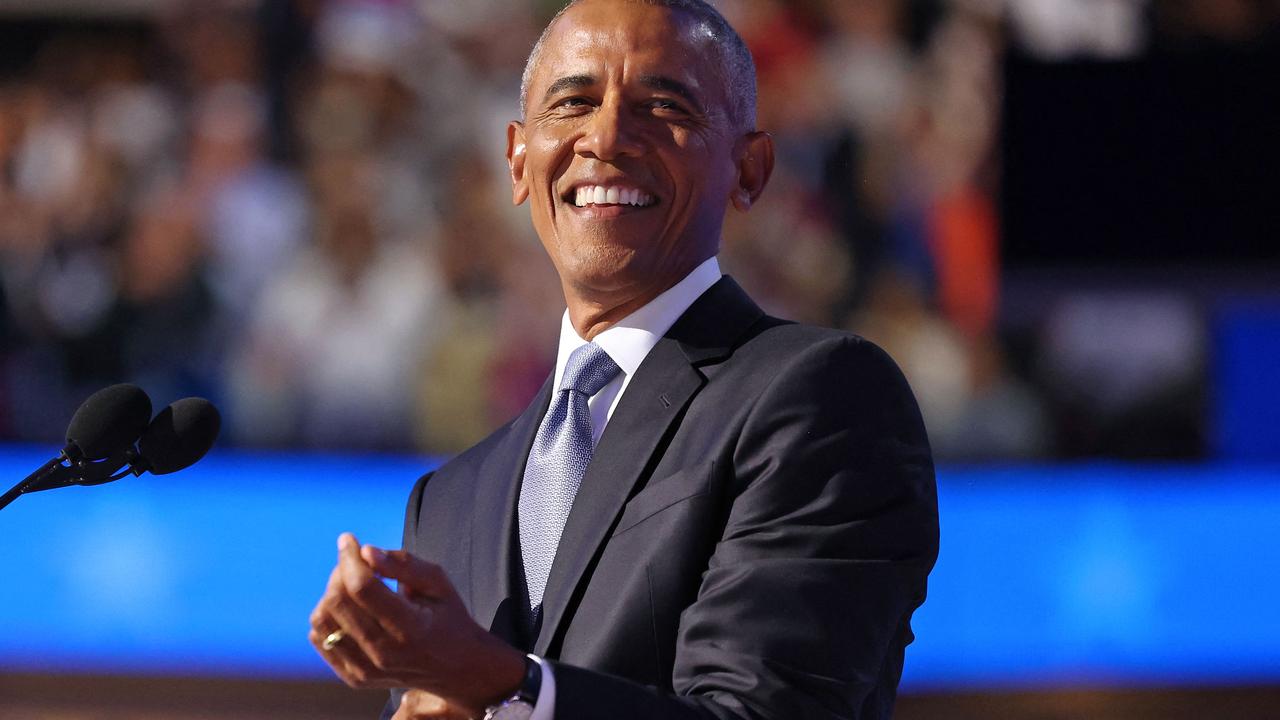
[
  {"xmin": 137, "ymin": 398, "xmax": 221, "ymax": 475},
  {"xmin": 65, "ymin": 384, "xmax": 153, "ymax": 460}
]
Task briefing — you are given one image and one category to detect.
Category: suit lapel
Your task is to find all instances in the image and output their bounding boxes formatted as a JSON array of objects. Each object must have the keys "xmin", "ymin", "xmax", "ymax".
[
  {"xmin": 469, "ymin": 375, "xmax": 552, "ymax": 640},
  {"xmin": 533, "ymin": 276, "xmax": 765, "ymax": 655},
  {"xmin": 532, "ymin": 338, "xmax": 702, "ymax": 655}
]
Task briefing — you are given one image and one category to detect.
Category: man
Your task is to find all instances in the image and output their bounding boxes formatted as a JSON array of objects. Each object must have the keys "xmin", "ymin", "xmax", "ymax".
[{"xmin": 308, "ymin": 1, "xmax": 939, "ymax": 718}]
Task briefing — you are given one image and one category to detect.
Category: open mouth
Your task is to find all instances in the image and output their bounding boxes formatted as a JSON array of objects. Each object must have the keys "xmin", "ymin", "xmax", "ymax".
[{"xmin": 564, "ymin": 184, "xmax": 658, "ymax": 209}]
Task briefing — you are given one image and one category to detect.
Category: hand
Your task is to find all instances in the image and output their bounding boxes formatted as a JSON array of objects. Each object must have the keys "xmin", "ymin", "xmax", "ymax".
[
  {"xmin": 308, "ymin": 533, "xmax": 525, "ymax": 717},
  {"xmin": 392, "ymin": 689, "xmax": 473, "ymax": 720}
]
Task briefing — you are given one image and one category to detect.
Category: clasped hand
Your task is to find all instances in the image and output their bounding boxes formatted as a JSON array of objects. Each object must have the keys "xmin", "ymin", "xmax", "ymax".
[{"xmin": 309, "ymin": 533, "xmax": 525, "ymax": 719}]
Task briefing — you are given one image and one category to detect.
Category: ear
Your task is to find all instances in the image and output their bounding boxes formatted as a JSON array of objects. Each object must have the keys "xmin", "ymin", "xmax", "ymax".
[
  {"xmin": 730, "ymin": 131, "xmax": 775, "ymax": 212},
  {"xmin": 507, "ymin": 121, "xmax": 530, "ymax": 206}
]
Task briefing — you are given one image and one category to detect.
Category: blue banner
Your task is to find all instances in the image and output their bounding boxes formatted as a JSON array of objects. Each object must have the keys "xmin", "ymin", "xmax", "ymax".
[{"xmin": 2, "ymin": 445, "xmax": 1278, "ymax": 688}]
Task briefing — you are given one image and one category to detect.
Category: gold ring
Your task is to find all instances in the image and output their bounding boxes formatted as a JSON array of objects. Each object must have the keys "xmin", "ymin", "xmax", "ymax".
[{"xmin": 322, "ymin": 629, "xmax": 346, "ymax": 650}]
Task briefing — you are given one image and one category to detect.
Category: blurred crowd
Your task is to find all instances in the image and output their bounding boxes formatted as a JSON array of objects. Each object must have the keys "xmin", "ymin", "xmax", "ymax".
[{"xmin": 1, "ymin": 0, "xmax": 1270, "ymax": 459}]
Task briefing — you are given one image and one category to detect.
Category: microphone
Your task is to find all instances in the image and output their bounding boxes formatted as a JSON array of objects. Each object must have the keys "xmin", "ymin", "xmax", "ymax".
[
  {"xmin": 0, "ymin": 384, "xmax": 154, "ymax": 510},
  {"xmin": 1, "ymin": 390, "xmax": 221, "ymax": 510},
  {"xmin": 45, "ymin": 397, "xmax": 221, "ymax": 487},
  {"xmin": 65, "ymin": 383, "xmax": 154, "ymax": 461},
  {"xmin": 134, "ymin": 398, "xmax": 221, "ymax": 475}
]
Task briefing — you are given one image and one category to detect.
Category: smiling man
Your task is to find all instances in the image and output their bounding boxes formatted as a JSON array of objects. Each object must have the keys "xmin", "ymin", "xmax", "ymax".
[{"xmin": 308, "ymin": 2, "xmax": 939, "ymax": 719}]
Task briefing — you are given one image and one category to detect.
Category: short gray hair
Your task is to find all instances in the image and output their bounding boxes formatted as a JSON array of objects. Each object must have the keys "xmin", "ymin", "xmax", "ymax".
[{"xmin": 519, "ymin": 0, "xmax": 758, "ymax": 131}]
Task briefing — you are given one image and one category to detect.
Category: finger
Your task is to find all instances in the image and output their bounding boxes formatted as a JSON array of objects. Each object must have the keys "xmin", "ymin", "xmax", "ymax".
[
  {"xmin": 309, "ymin": 596, "xmax": 371, "ymax": 668},
  {"xmin": 309, "ymin": 566, "xmax": 344, "ymax": 652},
  {"xmin": 310, "ymin": 542, "xmax": 399, "ymax": 689},
  {"xmin": 337, "ymin": 532, "xmax": 369, "ymax": 578},
  {"xmin": 369, "ymin": 549, "xmax": 462, "ymax": 605},
  {"xmin": 339, "ymin": 535, "xmax": 413, "ymax": 621},
  {"xmin": 310, "ymin": 564, "xmax": 395, "ymax": 686},
  {"xmin": 308, "ymin": 624, "xmax": 352, "ymax": 659},
  {"xmin": 328, "ymin": 584, "xmax": 404, "ymax": 650},
  {"xmin": 312, "ymin": 625, "xmax": 389, "ymax": 689},
  {"xmin": 308, "ymin": 566, "xmax": 343, "ymax": 631},
  {"xmin": 361, "ymin": 543, "xmax": 395, "ymax": 576},
  {"xmin": 390, "ymin": 692, "xmax": 415, "ymax": 720},
  {"xmin": 309, "ymin": 569, "xmax": 356, "ymax": 658},
  {"xmin": 337, "ymin": 536, "xmax": 394, "ymax": 599},
  {"xmin": 309, "ymin": 622, "xmax": 339, "ymax": 648},
  {"xmin": 393, "ymin": 690, "xmax": 456, "ymax": 720},
  {"xmin": 308, "ymin": 614, "xmax": 378, "ymax": 688}
]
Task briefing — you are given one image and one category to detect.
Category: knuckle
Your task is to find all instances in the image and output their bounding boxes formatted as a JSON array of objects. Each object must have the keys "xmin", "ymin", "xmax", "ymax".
[
  {"xmin": 351, "ymin": 578, "xmax": 379, "ymax": 601},
  {"xmin": 327, "ymin": 597, "xmax": 350, "ymax": 618},
  {"xmin": 368, "ymin": 638, "xmax": 400, "ymax": 670},
  {"xmin": 419, "ymin": 563, "xmax": 446, "ymax": 588}
]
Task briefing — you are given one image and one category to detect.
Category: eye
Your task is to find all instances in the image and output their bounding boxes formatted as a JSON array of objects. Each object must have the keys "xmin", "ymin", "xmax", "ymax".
[
  {"xmin": 646, "ymin": 98, "xmax": 688, "ymax": 115},
  {"xmin": 553, "ymin": 96, "xmax": 592, "ymax": 110},
  {"xmin": 544, "ymin": 96, "xmax": 594, "ymax": 119}
]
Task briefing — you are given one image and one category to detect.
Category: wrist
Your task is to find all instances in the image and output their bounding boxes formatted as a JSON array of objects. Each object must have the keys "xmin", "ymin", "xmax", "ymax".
[
  {"xmin": 481, "ymin": 655, "xmax": 541, "ymax": 720},
  {"xmin": 456, "ymin": 638, "xmax": 526, "ymax": 716}
]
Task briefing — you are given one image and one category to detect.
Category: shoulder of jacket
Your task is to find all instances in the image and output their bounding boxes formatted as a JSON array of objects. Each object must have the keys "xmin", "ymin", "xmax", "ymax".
[{"xmin": 738, "ymin": 317, "xmax": 883, "ymax": 362}]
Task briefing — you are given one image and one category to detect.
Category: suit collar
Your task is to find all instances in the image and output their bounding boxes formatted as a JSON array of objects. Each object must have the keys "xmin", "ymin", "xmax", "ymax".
[
  {"xmin": 551, "ymin": 256, "xmax": 723, "ymax": 383},
  {"xmin": 668, "ymin": 275, "xmax": 765, "ymax": 366},
  {"xmin": 532, "ymin": 275, "xmax": 763, "ymax": 655}
]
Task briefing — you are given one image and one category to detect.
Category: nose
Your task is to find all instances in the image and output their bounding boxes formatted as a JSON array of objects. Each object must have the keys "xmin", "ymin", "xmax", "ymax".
[{"xmin": 574, "ymin": 98, "xmax": 643, "ymax": 161}]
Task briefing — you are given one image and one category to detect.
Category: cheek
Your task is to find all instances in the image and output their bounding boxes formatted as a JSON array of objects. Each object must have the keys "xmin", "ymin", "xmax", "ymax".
[
  {"xmin": 667, "ymin": 134, "xmax": 728, "ymax": 190},
  {"xmin": 530, "ymin": 136, "xmax": 573, "ymax": 193}
]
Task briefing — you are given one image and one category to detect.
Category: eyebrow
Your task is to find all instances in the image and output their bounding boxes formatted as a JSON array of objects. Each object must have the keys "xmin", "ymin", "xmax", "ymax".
[{"xmin": 542, "ymin": 74, "xmax": 596, "ymax": 103}]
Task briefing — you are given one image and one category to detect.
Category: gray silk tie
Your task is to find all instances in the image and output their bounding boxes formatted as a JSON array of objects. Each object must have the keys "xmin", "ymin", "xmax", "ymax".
[{"xmin": 518, "ymin": 342, "xmax": 622, "ymax": 617}]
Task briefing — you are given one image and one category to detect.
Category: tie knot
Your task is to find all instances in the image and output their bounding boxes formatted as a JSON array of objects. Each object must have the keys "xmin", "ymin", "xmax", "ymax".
[{"xmin": 561, "ymin": 342, "xmax": 621, "ymax": 396}]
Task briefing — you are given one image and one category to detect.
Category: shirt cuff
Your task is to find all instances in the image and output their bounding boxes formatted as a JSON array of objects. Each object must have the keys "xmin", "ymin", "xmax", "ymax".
[{"xmin": 527, "ymin": 654, "xmax": 556, "ymax": 720}]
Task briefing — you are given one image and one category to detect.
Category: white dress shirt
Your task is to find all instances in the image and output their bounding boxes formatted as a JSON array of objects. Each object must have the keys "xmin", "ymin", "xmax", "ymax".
[{"xmin": 525, "ymin": 256, "xmax": 722, "ymax": 720}]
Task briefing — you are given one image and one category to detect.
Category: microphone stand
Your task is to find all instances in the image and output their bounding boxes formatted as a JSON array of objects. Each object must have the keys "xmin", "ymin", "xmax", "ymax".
[
  {"xmin": 0, "ymin": 446, "xmax": 135, "ymax": 511},
  {"xmin": 0, "ymin": 452, "xmax": 73, "ymax": 511}
]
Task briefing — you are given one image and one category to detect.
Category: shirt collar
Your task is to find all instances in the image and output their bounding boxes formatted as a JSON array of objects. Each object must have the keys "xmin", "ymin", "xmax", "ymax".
[{"xmin": 554, "ymin": 256, "xmax": 722, "ymax": 388}]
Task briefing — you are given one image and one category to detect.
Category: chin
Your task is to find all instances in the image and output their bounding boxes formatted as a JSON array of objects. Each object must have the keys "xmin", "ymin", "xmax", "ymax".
[{"xmin": 562, "ymin": 249, "xmax": 649, "ymax": 294}]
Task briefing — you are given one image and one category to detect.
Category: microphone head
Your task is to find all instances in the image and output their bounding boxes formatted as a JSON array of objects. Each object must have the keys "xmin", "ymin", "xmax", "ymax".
[
  {"xmin": 137, "ymin": 398, "xmax": 221, "ymax": 475},
  {"xmin": 65, "ymin": 384, "xmax": 153, "ymax": 460}
]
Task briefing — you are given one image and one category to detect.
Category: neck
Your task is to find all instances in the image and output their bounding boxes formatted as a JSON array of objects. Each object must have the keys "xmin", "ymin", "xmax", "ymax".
[
  {"xmin": 564, "ymin": 283, "xmax": 667, "ymax": 341},
  {"xmin": 560, "ymin": 252, "xmax": 717, "ymax": 340}
]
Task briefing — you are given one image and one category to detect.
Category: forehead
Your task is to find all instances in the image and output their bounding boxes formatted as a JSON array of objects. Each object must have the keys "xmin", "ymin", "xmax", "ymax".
[{"xmin": 532, "ymin": 2, "xmax": 721, "ymax": 92}]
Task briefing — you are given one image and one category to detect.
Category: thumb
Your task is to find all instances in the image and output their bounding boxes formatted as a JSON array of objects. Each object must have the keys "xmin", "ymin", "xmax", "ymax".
[{"xmin": 394, "ymin": 689, "xmax": 464, "ymax": 720}]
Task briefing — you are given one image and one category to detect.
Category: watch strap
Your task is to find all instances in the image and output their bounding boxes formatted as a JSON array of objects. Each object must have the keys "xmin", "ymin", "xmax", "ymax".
[{"xmin": 516, "ymin": 653, "xmax": 542, "ymax": 704}]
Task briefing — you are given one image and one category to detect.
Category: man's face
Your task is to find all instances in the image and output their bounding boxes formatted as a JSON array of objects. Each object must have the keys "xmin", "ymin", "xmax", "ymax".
[{"xmin": 508, "ymin": 0, "xmax": 745, "ymax": 302}]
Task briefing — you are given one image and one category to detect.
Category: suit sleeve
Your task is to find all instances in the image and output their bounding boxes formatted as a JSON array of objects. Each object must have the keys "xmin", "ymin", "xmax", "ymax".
[{"xmin": 552, "ymin": 336, "xmax": 939, "ymax": 720}]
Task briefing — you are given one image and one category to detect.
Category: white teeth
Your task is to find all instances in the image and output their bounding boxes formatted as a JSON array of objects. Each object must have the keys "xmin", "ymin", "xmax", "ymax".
[{"xmin": 572, "ymin": 185, "xmax": 655, "ymax": 207}]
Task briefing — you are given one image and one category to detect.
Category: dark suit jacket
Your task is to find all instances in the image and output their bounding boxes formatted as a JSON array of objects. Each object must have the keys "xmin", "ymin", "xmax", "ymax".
[{"xmin": 386, "ymin": 277, "xmax": 938, "ymax": 719}]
